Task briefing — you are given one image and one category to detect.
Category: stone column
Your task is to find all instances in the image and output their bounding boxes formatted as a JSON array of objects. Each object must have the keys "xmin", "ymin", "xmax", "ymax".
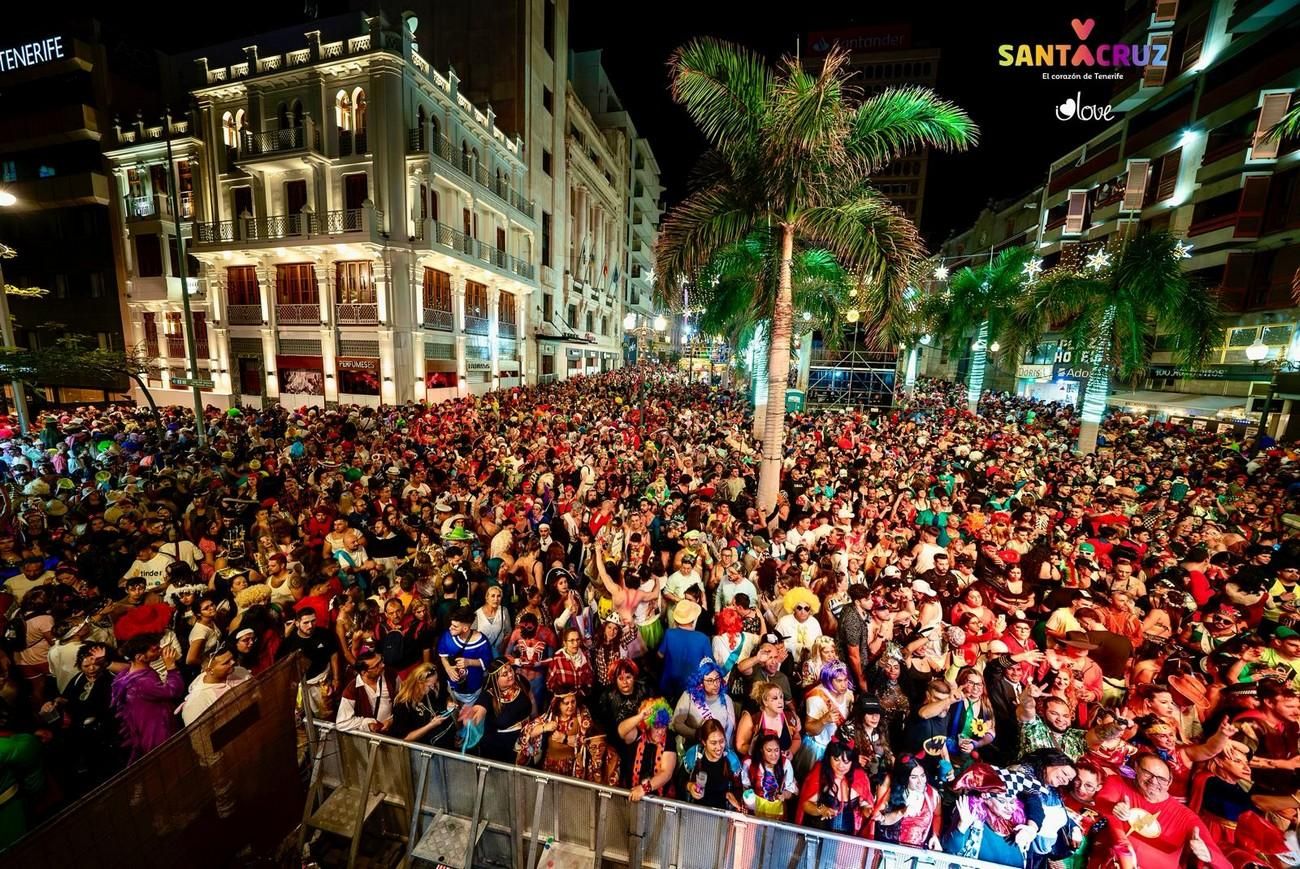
[
  {"xmin": 487, "ymin": 288, "xmax": 500, "ymax": 390},
  {"xmin": 452, "ymin": 274, "xmax": 467, "ymax": 397}
]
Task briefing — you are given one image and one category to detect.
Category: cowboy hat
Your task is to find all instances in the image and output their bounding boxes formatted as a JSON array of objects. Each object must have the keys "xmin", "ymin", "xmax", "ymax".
[
  {"xmin": 672, "ymin": 599, "xmax": 702, "ymax": 625},
  {"xmin": 1054, "ymin": 631, "xmax": 1100, "ymax": 652}
]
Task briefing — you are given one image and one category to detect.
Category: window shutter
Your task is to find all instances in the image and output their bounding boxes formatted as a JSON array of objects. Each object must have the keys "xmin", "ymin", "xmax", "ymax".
[
  {"xmin": 1156, "ymin": 149, "xmax": 1181, "ymax": 200},
  {"xmin": 1251, "ymin": 92, "xmax": 1292, "ymax": 160},
  {"xmin": 1153, "ymin": 0, "xmax": 1179, "ymax": 23},
  {"xmin": 1064, "ymin": 191, "xmax": 1089, "ymax": 234},
  {"xmin": 1143, "ymin": 34, "xmax": 1173, "ymax": 88},
  {"xmin": 1219, "ymin": 252, "xmax": 1253, "ymax": 312},
  {"xmin": 1236, "ymin": 176, "xmax": 1271, "ymax": 238},
  {"xmin": 1122, "ymin": 160, "xmax": 1151, "ymax": 211}
]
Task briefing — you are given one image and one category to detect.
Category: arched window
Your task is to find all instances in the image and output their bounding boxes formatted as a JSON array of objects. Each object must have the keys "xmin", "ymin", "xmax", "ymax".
[
  {"xmin": 352, "ymin": 88, "xmax": 367, "ymax": 133},
  {"xmin": 222, "ymin": 112, "xmax": 237, "ymax": 147},
  {"xmin": 291, "ymin": 99, "xmax": 303, "ymax": 128},
  {"xmin": 335, "ymin": 90, "xmax": 352, "ymax": 131},
  {"xmin": 277, "ymin": 102, "xmax": 290, "ymax": 129},
  {"xmin": 235, "ymin": 108, "xmax": 245, "ymax": 132},
  {"xmin": 430, "ymin": 114, "xmax": 440, "ymax": 142}
]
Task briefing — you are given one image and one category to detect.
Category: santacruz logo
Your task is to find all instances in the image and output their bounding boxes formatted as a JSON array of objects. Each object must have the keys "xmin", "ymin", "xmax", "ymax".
[{"xmin": 998, "ymin": 18, "xmax": 1168, "ymax": 69}]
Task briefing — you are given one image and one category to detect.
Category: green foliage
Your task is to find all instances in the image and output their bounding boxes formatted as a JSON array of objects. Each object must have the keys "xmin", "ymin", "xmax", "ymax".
[
  {"xmin": 655, "ymin": 40, "xmax": 978, "ymax": 339},
  {"xmin": 1009, "ymin": 231, "xmax": 1220, "ymax": 383}
]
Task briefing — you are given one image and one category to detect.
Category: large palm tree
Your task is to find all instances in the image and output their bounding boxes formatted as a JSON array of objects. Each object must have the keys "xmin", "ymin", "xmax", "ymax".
[
  {"xmin": 655, "ymin": 39, "xmax": 978, "ymax": 511},
  {"xmin": 1008, "ymin": 231, "xmax": 1220, "ymax": 453},
  {"xmin": 930, "ymin": 246, "xmax": 1035, "ymax": 412},
  {"xmin": 694, "ymin": 232, "xmax": 856, "ymax": 434}
]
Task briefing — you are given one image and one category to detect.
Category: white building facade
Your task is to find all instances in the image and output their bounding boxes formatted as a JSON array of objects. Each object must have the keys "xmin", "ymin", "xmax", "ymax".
[{"xmin": 107, "ymin": 14, "xmax": 543, "ymax": 409}]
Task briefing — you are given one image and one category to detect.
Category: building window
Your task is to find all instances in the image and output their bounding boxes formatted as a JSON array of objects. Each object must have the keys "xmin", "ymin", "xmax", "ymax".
[
  {"xmin": 499, "ymin": 291, "xmax": 517, "ymax": 326},
  {"xmin": 274, "ymin": 263, "xmax": 318, "ymax": 305},
  {"xmin": 335, "ymin": 261, "xmax": 375, "ymax": 304},
  {"xmin": 601, "ymin": 316, "xmax": 608, "ymax": 336},
  {"xmin": 543, "ymin": 293, "xmax": 553, "ymax": 322},
  {"xmin": 586, "ymin": 312, "xmax": 594, "ymax": 333},
  {"xmin": 135, "ymin": 233, "xmax": 163, "ymax": 277},
  {"xmin": 465, "ymin": 280, "xmax": 488, "ymax": 318},
  {"xmin": 543, "ymin": 0, "xmax": 555, "ymax": 57},
  {"xmin": 335, "ymin": 90, "xmax": 353, "ymax": 131},
  {"xmin": 542, "ymin": 211, "xmax": 552, "ymax": 267},
  {"xmin": 141, "ymin": 312, "xmax": 159, "ymax": 357},
  {"xmin": 192, "ymin": 312, "xmax": 209, "ymax": 356},
  {"xmin": 568, "ymin": 304, "xmax": 578, "ymax": 328},
  {"xmin": 423, "ymin": 267, "xmax": 452, "ymax": 310},
  {"xmin": 543, "ymin": 86, "xmax": 554, "ymax": 114},
  {"xmin": 542, "ymin": 149, "xmax": 552, "ymax": 177},
  {"xmin": 226, "ymin": 266, "xmax": 259, "ymax": 305}
]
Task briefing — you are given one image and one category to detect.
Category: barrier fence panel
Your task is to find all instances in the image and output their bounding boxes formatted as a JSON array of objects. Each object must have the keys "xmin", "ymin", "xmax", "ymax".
[
  {"xmin": 5, "ymin": 654, "xmax": 306, "ymax": 868},
  {"xmin": 307, "ymin": 721, "xmax": 1006, "ymax": 869}
]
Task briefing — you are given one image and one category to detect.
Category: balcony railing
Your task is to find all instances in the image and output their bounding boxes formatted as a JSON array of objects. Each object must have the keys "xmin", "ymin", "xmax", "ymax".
[
  {"xmin": 464, "ymin": 314, "xmax": 489, "ymax": 335},
  {"xmin": 226, "ymin": 304, "xmax": 264, "ymax": 325},
  {"xmin": 430, "ymin": 221, "xmax": 536, "ymax": 281},
  {"xmin": 239, "ymin": 124, "xmax": 321, "ymax": 157},
  {"xmin": 409, "ymin": 128, "xmax": 536, "ymax": 219},
  {"xmin": 275, "ymin": 303, "xmax": 323, "ymax": 325},
  {"xmin": 423, "ymin": 307, "xmax": 453, "ymax": 331},
  {"xmin": 337, "ymin": 129, "xmax": 368, "ymax": 157},
  {"xmin": 498, "ymin": 321, "xmax": 517, "ymax": 339},
  {"xmin": 194, "ymin": 208, "xmax": 372, "ymax": 244},
  {"xmin": 127, "ymin": 193, "xmax": 170, "ymax": 221},
  {"xmin": 334, "ymin": 302, "xmax": 378, "ymax": 325},
  {"xmin": 165, "ymin": 335, "xmax": 186, "ymax": 357}
]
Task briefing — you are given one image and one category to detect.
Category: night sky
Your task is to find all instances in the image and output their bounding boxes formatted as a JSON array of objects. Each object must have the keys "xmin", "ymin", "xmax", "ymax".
[{"xmin": 16, "ymin": 0, "xmax": 1137, "ymax": 246}]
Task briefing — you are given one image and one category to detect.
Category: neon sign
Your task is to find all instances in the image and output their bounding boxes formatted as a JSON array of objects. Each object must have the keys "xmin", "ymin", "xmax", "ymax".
[{"xmin": 0, "ymin": 36, "xmax": 65, "ymax": 73}]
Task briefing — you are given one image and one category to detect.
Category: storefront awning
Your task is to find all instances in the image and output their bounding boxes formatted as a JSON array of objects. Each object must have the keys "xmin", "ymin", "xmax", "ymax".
[
  {"xmin": 535, "ymin": 320, "xmax": 594, "ymax": 343},
  {"xmin": 1106, "ymin": 390, "xmax": 1248, "ymax": 416}
]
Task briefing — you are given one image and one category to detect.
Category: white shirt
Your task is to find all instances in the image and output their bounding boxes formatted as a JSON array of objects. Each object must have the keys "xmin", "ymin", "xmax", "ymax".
[
  {"xmin": 180, "ymin": 667, "xmax": 252, "ymax": 725},
  {"xmin": 913, "ymin": 542, "xmax": 947, "ymax": 575},
  {"xmin": 774, "ymin": 613, "xmax": 823, "ymax": 661},
  {"xmin": 336, "ymin": 674, "xmax": 395, "ymax": 732},
  {"xmin": 123, "ymin": 553, "xmax": 175, "ymax": 589}
]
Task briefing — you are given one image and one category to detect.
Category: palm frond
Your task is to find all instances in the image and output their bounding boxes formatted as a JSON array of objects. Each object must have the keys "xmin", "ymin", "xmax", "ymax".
[
  {"xmin": 654, "ymin": 180, "xmax": 756, "ymax": 307},
  {"xmin": 848, "ymin": 86, "xmax": 980, "ymax": 171},
  {"xmin": 669, "ymin": 38, "xmax": 773, "ymax": 161}
]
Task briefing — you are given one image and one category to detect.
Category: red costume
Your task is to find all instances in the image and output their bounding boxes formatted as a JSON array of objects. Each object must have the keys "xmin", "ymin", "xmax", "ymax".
[{"xmin": 1090, "ymin": 776, "xmax": 1230, "ymax": 869}]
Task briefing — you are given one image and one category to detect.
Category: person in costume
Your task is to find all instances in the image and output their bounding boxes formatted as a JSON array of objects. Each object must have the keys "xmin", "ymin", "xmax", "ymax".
[{"xmin": 1090, "ymin": 753, "xmax": 1231, "ymax": 869}]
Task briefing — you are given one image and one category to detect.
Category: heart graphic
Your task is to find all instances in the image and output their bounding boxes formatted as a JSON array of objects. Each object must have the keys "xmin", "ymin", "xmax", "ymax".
[
  {"xmin": 1071, "ymin": 18, "xmax": 1096, "ymax": 40},
  {"xmin": 1055, "ymin": 97, "xmax": 1077, "ymax": 120}
]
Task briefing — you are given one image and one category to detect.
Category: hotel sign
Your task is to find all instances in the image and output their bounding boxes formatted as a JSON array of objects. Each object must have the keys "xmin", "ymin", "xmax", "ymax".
[
  {"xmin": 1148, "ymin": 364, "xmax": 1265, "ymax": 382},
  {"xmin": 0, "ymin": 36, "xmax": 66, "ymax": 73}
]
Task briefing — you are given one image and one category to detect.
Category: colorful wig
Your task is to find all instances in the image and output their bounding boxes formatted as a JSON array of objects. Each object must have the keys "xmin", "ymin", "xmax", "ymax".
[
  {"xmin": 686, "ymin": 658, "xmax": 726, "ymax": 710},
  {"xmin": 820, "ymin": 661, "xmax": 849, "ymax": 692},
  {"xmin": 782, "ymin": 585, "xmax": 820, "ymax": 616},
  {"xmin": 640, "ymin": 698, "xmax": 673, "ymax": 732}
]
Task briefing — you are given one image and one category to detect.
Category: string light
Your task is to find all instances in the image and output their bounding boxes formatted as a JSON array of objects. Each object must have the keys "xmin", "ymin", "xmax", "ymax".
[
  {"xmin": 1173, "ymin": 240, "xmax": 1193, "ymax": 259},
  {"xmin": 933, "ymin": 264, "xmax": 949, "ymax": 281},
  {"xmin": 1023, "ymin": 258, "xmax": 1043, "ymax": 279},
  {"xmin": 845, "ymin": 309, "xmax": 859, "ymax": 322}
]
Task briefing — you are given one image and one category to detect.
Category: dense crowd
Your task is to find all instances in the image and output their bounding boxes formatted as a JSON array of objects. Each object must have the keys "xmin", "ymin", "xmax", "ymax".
[{"xmin": 1, "ymin": 369, "xmax": 1299, "ymax": 867}]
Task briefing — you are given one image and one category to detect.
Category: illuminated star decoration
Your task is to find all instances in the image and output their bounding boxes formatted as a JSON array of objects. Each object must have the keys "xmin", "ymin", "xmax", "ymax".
[
  {"xmin": 1084, "ymin": 249, "xmax": 1112, "ymax": 273},
  {"xmin": 1173, "ymin": 240, "xmax": 1193, "ymax": 260},
  {"xmin": 933, "ymin": 264, "xmax": 949, "ymax": 281},
  {"xmin": 1023, "ymin": 258, "xmax": 1043, "ymax": 279}
]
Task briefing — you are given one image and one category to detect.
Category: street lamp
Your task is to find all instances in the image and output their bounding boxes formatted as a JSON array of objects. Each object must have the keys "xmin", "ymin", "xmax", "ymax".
[
  {"xmin": 0, "ymin": 191, "xmax": 15, "ymax": 208},
  {"xmin": 1246, "ymin": 338, "xmax": 1269, "ymax": 362},
  {"xmin": 623, "ymin": 312, "xmax": 636, "ymax": 330},
  {"xmin": 653, "ymin": 315, "xmax": 667, "ymax": 332}
]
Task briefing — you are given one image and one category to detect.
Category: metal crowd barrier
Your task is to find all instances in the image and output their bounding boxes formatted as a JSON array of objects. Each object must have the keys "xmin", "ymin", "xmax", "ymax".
[{"xmin": 303, "ymin": 718, "xmax": 1005, "ymax": 869}]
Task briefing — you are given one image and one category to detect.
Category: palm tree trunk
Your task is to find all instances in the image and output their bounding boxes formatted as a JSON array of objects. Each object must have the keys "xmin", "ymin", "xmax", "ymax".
[
  {"xmin": 750, "ymin": 322, "xmax": 769, "ymax": 438},
  {"xmin": 967, "ymin": 320, "xmax": 989, "ymax": 413},
  {"xmin": 757, "ymin": 225, "xmax": 795, "ymax": 513},
  {"xmin": 1077, "ymin": 306, "xmax": 1116, "ymax": 454}
]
